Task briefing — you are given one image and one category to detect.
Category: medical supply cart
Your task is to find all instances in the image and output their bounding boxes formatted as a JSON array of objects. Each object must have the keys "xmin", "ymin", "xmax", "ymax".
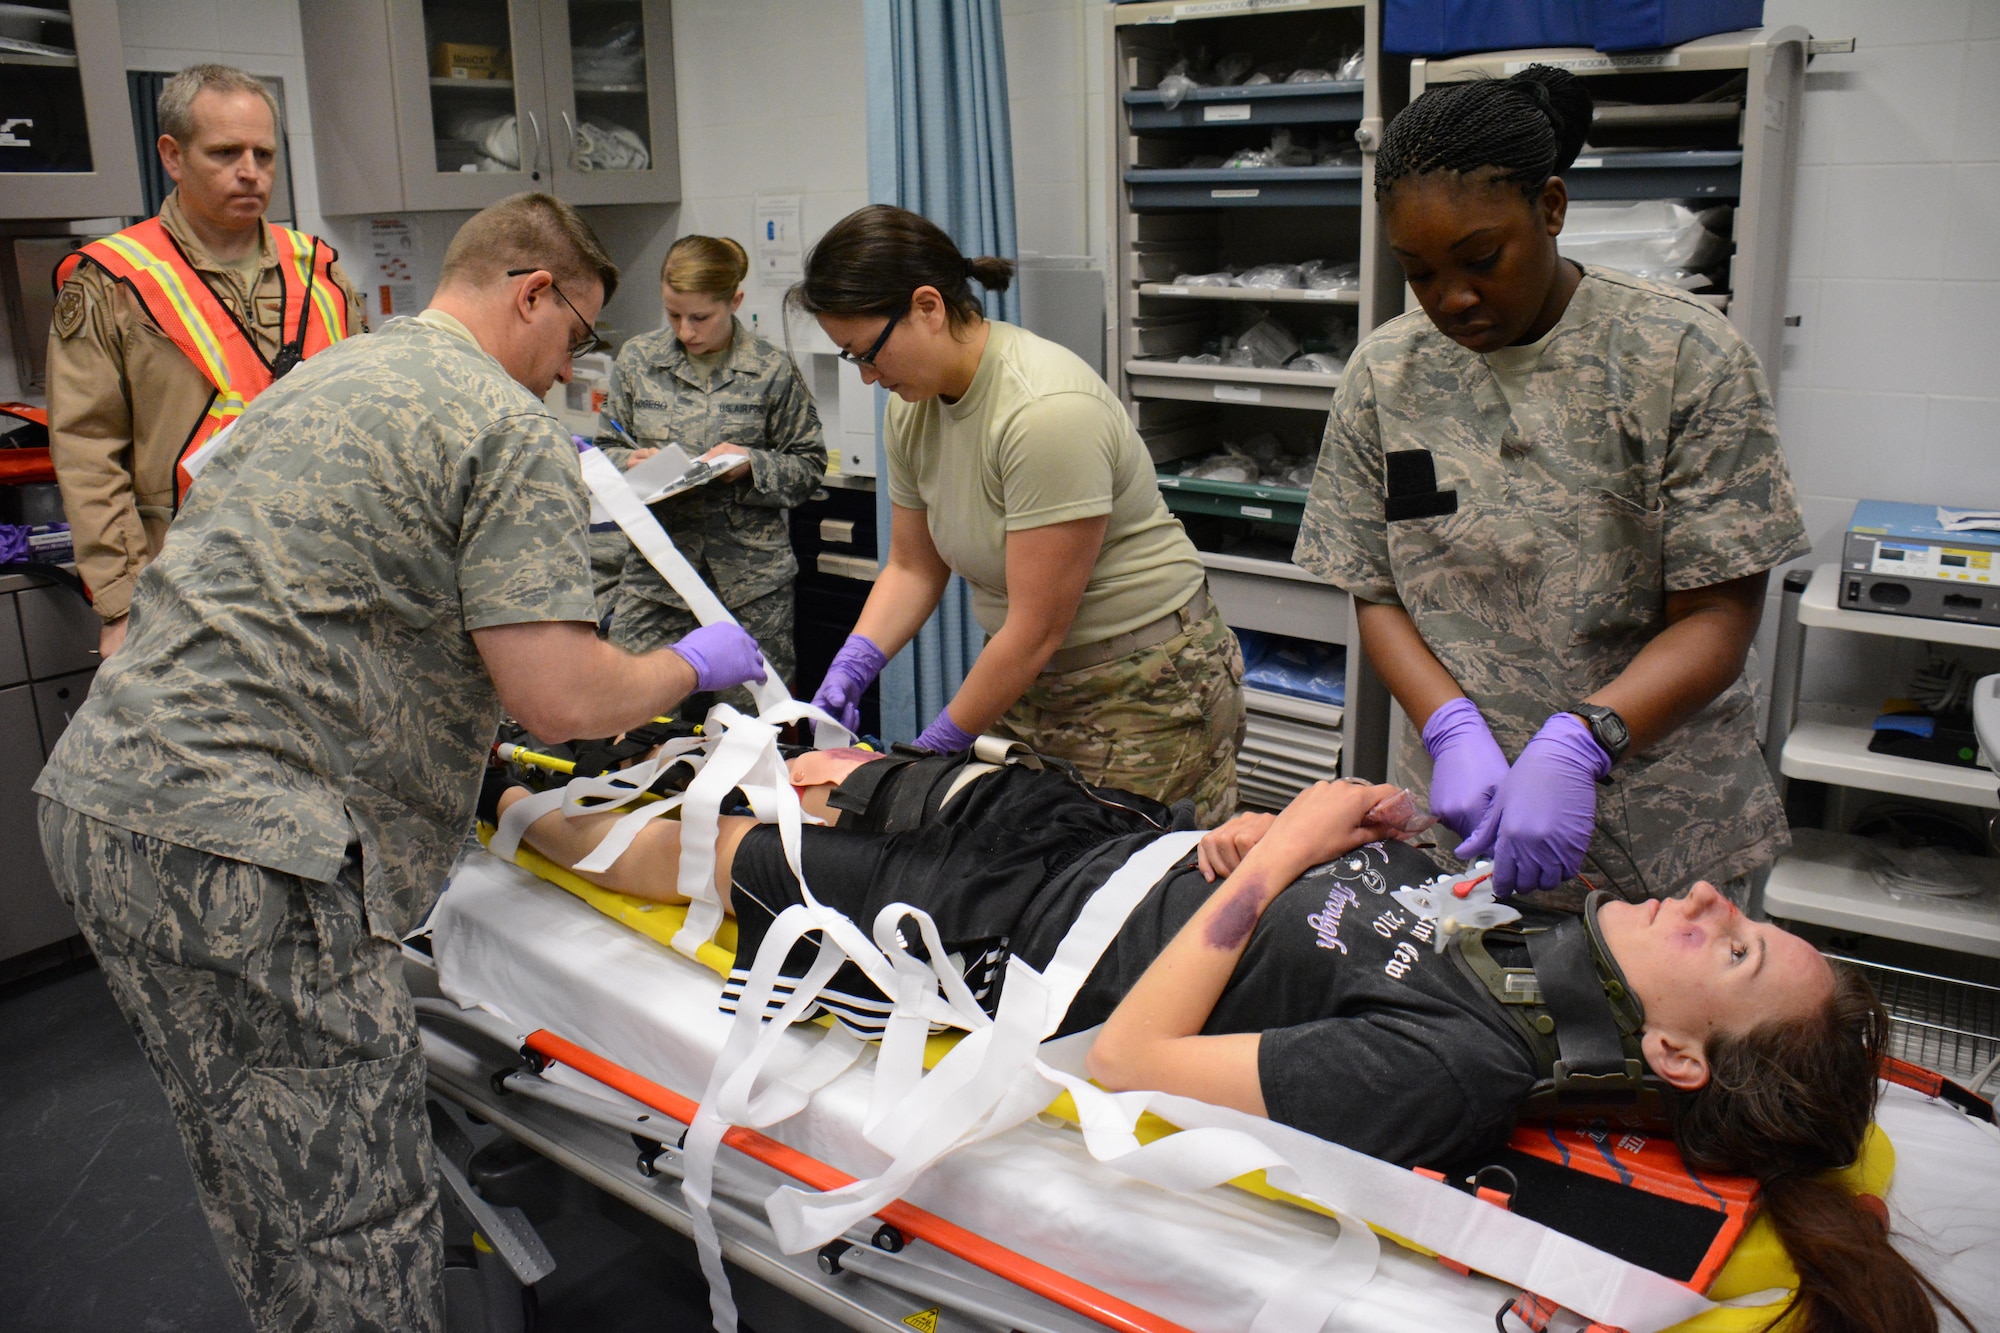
[
  {"xmin": 1765, "ymin": 565, "xmax": 2000, "ymax": 1096},
  {"xmin": 0, "ymin": 571, "xmax": 100, "ymax": 979},
  {"xmin": 1105, "ymin": 0, "xmax": 1404, "ymax": 802}
]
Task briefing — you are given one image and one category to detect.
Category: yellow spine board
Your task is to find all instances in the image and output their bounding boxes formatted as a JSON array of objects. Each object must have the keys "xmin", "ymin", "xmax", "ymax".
[{"xmin": 476, "ymin": 823, "xmax": 1896, "ymax": 1328}]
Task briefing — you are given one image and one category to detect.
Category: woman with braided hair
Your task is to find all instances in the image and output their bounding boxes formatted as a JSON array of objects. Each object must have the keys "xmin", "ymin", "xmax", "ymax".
[{"xmin": 1296, "ymin": 66, "xmax": 1809, "ymax": 909}]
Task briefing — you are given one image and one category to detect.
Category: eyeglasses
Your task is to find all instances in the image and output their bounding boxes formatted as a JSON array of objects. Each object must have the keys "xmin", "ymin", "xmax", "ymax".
[
  {"xmin": 507, "ymin": 268, "xmax": 604, "ymax": 358},
  {"xmin": 836, "ymin": 310, "xmax": 902, "ymax": 366}
]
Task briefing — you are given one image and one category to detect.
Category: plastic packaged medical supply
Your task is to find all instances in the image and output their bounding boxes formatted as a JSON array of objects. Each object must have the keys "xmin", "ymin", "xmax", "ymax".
[
  {"xmin": 1236, "ymin": 263, "xmax": 1305, "ymax": 290},
  {"xmin": 1213, "ymin": 51, "xmax": 1255, "ymax": 85},
  {"xmin": 1300, "ymin": 259, "xmax": 1361, "ymax": 291},
  {"xmin": 447, "ymin": 112, "xmax": 520, "ymax": 169},
  {"xmin": 571, "ymin": 19, "xmax": 646, "ymax": 86},
  {"xmin": 1335, "ymin": 48, "xmax": 1366, "ymax": 81},
  {"xmin": 1229, "ymin": 316, "xmax": 1300, "ymax": 368},
  {"xmin": 1556, "ymin": 201, "xmax": 1727, "ymax": 279},
  {"xmin": 1287, "ymin": 352, "xmax": 1347, "ymax": 376},
  {"xmin": 1170, "ymin": 270, "xmax": 1237, "ymax": 288},
  {"xmin": 1238, "ymin": 630, "xmax": 1346, "ymax": 705},
  {"xmin": 1286, "ymin": 67, "xmax": 1334, "ymax": 83},
  {"xmin": 573, "ymin": 119, "xmax": 649, "ymax": 171},
  {"xmin": 1222, "ymin": 145, "xmax": 1274, "ymax": 169},
  {"xmin": 1157, "ymin": 67, "xmax": 1200, "ymax": 110},
  {"xmin": 1183, "ymin": 450, "xmax": 1258, "ymax": 483}
]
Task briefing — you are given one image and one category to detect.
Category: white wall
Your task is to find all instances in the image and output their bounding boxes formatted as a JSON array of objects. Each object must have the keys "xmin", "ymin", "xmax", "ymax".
[
  {"xmin": 1002, "ymin": 0, "xmax": 1107, "ymax": 263},
  {"xmin": 1761, "ymin": 0, "xmax": 2000, "ymax": 699},
  {"xmin": 667, "ymin": 0, "xmax": 868, "ymax": 342}
]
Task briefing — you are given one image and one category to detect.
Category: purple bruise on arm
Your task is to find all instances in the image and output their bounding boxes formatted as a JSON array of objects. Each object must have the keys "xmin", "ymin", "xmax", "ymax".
[{"xmin": 1204, "ymin": 876, "xmax": 1268, "ymax": 950}]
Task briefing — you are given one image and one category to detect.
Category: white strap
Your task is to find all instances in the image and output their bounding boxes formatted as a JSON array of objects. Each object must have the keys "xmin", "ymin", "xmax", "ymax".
[
  {"xmin": 763, "ymin": 829, "xmax": 1204, "ymax": 1250},
  {"xmin": 571, "ymin": 793, "xmax": 686, "ymax": 875},
  {"xmin": 866, "ymin": 904, "xmax": 994, "ymax": 1139},
  {"xmin": 489, "ymin": 786, "xmax": 565, "ymax": 861},
  {"xmin": 578, "ymin": 446, "xmax": 792, "ymax": 719}
]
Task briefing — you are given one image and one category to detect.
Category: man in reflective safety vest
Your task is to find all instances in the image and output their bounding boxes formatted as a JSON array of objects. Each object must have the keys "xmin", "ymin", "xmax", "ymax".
[{"xmin": 46, "ymin": 63, "xmax": 365, "ymax": 657}]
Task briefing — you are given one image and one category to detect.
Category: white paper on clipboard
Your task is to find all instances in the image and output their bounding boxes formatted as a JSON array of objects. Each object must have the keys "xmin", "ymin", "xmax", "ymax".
[{"xmin": 587, "ymin": 444, "xmax": 729, "ymax": 523}]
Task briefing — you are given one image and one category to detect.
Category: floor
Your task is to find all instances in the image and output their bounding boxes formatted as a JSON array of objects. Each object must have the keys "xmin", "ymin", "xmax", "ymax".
[{"xmin": 0, "ymin": 954, "xmax": 738, "ymax": 1333}]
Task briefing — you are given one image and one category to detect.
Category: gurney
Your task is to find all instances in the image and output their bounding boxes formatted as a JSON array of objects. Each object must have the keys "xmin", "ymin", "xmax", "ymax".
[
  {"xmin": 413, "ymin": 447, "xmax": 2000, "ymax": 1333},
  {"xmin": 413, "ymin": 842, "xmax": 2000, "ymax": 1333}
]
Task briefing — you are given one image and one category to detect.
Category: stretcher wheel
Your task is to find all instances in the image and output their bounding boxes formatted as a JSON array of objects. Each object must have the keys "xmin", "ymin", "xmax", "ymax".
[
  {"xmin": 817, "ymin": 1240, "xmax": 852, "ymax": 1275},
  {"xmin": 871, "ymin": 1223, "xmax": 906, "ymax": 1253}
]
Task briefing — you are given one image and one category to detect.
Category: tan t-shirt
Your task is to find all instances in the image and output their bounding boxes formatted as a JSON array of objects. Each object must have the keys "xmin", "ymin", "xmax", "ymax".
[
  {"xmin": 1480, "ymin": 310, "xmax": 1569, "ymax": 411},
  {"xmin": 885, "ymin": 321, "xmax": 1203, "ymax": 648},
  {"xmin": 685, "ymin": 343, "xmax": 728, "ymax": 388}
]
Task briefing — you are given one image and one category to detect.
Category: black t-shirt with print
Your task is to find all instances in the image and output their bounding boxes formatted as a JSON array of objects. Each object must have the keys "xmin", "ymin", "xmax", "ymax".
[{"xmin": 1020, "ymin": 834, "xmax": 1541, "ymax": 1168}]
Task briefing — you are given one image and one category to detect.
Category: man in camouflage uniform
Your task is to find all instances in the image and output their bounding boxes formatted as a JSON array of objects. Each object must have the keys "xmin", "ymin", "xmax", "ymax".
[
  {"xmin": 35, "ymin": 195, "xmax": 763, "ymax": 1333},
  {"xmin": 47, "ymin": 64, "xmax": 365, "ymax": 657},
  {"xmin": 1295, "ymin": 266, "xmax": 1810, "ymax": 906},
  {"xmin": 992, "ymin": 593, "xmax": 1245, "ymax": 825},
  {"xmin": 595, "ymin": 314, "xmax": 826, "ymax": 711}
]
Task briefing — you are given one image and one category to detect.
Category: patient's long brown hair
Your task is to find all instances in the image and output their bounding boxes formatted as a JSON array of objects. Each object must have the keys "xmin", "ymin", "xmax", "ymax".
[{"xmin": 1669, "ymin": 965, "xmax": 1976, "ymax": 1333}]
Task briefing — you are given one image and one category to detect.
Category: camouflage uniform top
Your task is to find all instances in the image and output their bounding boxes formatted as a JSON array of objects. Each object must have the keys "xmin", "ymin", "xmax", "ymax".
[
  {"xmin": 1294, "ymin": 267, "xmax": 1811, "ymax": 901},
  {"xmin": 594, "ymin": 317, "xmax": 826, "ymax": 609},
  {"xmin": 35, "ymin": 311, "xmax": 596, "ymax": 939}
]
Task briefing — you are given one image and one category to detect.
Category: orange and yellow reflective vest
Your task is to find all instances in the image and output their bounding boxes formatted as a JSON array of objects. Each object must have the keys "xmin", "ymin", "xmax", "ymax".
[{"xmin": 54, "ymin": 217, "xmax": 352, "ymax": 504}]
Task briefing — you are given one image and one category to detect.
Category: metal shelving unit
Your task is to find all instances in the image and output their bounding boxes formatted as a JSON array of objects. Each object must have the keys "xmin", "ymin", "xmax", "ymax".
[
  {"xmin": 1106, "ymin": 0, "xmax": 1402, "ymax": 795},
  {"xmin": 1766, "ymin": 565, "xmax": 2000, "ymax": 1092}
]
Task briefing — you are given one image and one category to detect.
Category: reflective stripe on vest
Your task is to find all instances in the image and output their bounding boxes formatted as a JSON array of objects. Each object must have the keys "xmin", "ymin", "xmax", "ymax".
[{"xmin": 54, "ymin": 217, "xmax": 351, "ymax": 505}]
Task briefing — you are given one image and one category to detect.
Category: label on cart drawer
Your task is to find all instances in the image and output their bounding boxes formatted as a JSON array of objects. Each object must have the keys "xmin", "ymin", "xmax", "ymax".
[
  {"xmin": 1204, "ymin": 104, "xmax": 1252, "ymax": 122},
  {"xmin": 1242, "ymin": 505, "xmax": 1274, "ymax": 519},
  {"xmin": 1211, "ymin": 188, "xmax": 1261, "ymax": 199},
  {"xmin": 1214, "ymin": 384, "xmax": 1262, "ymax": 403}
]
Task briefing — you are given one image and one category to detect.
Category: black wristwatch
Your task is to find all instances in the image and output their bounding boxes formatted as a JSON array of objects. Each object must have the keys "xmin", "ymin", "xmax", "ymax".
[{"xmin": 1569, "ymin": 703, "xmax": 1630, "ymax": 766}]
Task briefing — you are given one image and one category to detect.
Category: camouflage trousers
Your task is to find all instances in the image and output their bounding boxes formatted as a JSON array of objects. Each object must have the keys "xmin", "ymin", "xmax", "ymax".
[
  {"xmin": 995, "ymin": 593, "xmax": 1246, "ymax": 825},
  {"xmin": 608, "ymin": 580, "xmax": 795, "ymax": 717},
  {"xmin": 38, "ymin": 799, "xmax": 442, "ymax": 1333}
]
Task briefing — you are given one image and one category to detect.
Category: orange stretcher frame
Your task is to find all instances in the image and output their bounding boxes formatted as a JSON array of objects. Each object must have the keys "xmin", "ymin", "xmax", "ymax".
[{"xmin": 521, "ymin": 1028, "xmax": 1194, "ymax": 1333}]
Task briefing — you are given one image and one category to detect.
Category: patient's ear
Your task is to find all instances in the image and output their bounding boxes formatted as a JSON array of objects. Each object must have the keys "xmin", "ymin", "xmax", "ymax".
[{"xmin": 1641, "ymin": 1029, "xmax": 1710, "ymax": 1092}]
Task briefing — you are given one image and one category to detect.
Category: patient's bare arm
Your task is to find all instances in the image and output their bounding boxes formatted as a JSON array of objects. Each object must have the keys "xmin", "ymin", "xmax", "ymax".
[{"xmin": 495, "ymin": 787, "xmax": 759, "ymax": 911}]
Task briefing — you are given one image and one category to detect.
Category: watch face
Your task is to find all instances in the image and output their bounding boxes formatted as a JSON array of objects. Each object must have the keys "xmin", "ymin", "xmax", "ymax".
[{"xmin": 1588, "ymin": 707, "xmax": 1629, "ymax": 755}]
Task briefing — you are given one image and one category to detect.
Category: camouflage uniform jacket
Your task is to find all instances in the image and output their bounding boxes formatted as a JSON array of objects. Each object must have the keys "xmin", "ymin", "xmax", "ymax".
[
  {"xmin": 1294, "ymin": 268, "xmax": 1811, "ymax": 899},
  {"xmin": 45, "ymin": 190, "xmax": 368, "ymax": 621},
  {"xmin": 35, "ymin": 312, "xmax": 596, "ymax": 939},
  {"xmin": 595, "ymin": 318, "xmax": 826, "ymax": 609}
]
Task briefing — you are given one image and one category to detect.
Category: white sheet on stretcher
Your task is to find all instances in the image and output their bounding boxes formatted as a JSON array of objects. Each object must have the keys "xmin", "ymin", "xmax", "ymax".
[{"xmin": 429, "ymin": 850, "xmax": 2000, "ymax": 1333}]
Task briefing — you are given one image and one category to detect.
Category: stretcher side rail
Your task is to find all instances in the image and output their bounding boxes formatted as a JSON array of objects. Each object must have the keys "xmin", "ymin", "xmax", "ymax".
[{"xmin": 413, "ymin": 974, "xmax": 1110, "ymax": 1333}]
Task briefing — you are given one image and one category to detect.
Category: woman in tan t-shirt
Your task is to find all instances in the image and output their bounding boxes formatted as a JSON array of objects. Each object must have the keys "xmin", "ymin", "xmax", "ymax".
[{"xmin": 791, "ymin": 205, "xmax": 1244, "ymax": 823}]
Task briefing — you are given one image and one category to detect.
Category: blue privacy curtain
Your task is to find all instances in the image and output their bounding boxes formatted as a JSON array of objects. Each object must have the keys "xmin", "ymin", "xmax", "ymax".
[{"xmin": 863, "ymin": 0, "xmax": 1020, "ymax": 743}]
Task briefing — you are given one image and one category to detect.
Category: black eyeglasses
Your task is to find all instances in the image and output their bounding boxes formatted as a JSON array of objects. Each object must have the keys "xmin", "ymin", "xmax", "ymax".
[
  {"xmin": 836, "ymin": 310, "xmax": 902, "ymax": 366},
  {"xmin": 507, "ymin": 268, "xmax": 604, "ymax": 358}
]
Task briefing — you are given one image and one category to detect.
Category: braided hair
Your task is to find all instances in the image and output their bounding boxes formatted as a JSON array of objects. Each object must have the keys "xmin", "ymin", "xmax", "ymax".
[{"xmin": 1374, "ymin": 65, "xmax": 1595, "ymax": 200}]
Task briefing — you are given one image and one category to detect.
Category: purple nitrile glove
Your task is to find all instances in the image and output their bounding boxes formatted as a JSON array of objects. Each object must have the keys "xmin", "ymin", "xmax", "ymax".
[
  {"xmin": 913, "ymin": 710, "xmax": 977, "ymax": 755},
  {"xmin": 1455, "ymin": 711, "xmax": 1611, "ymax": 899},
  {"xmin": 811, "ymin": 633, "xmax": 888, "ymax": 731},
  {"xmin": 668, "ymin": 622, "xmax": 768, "ymax": 694},
  {"xmin": 1420, "ymin": 696, "xmax": 1511, "ymax": 839}
]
